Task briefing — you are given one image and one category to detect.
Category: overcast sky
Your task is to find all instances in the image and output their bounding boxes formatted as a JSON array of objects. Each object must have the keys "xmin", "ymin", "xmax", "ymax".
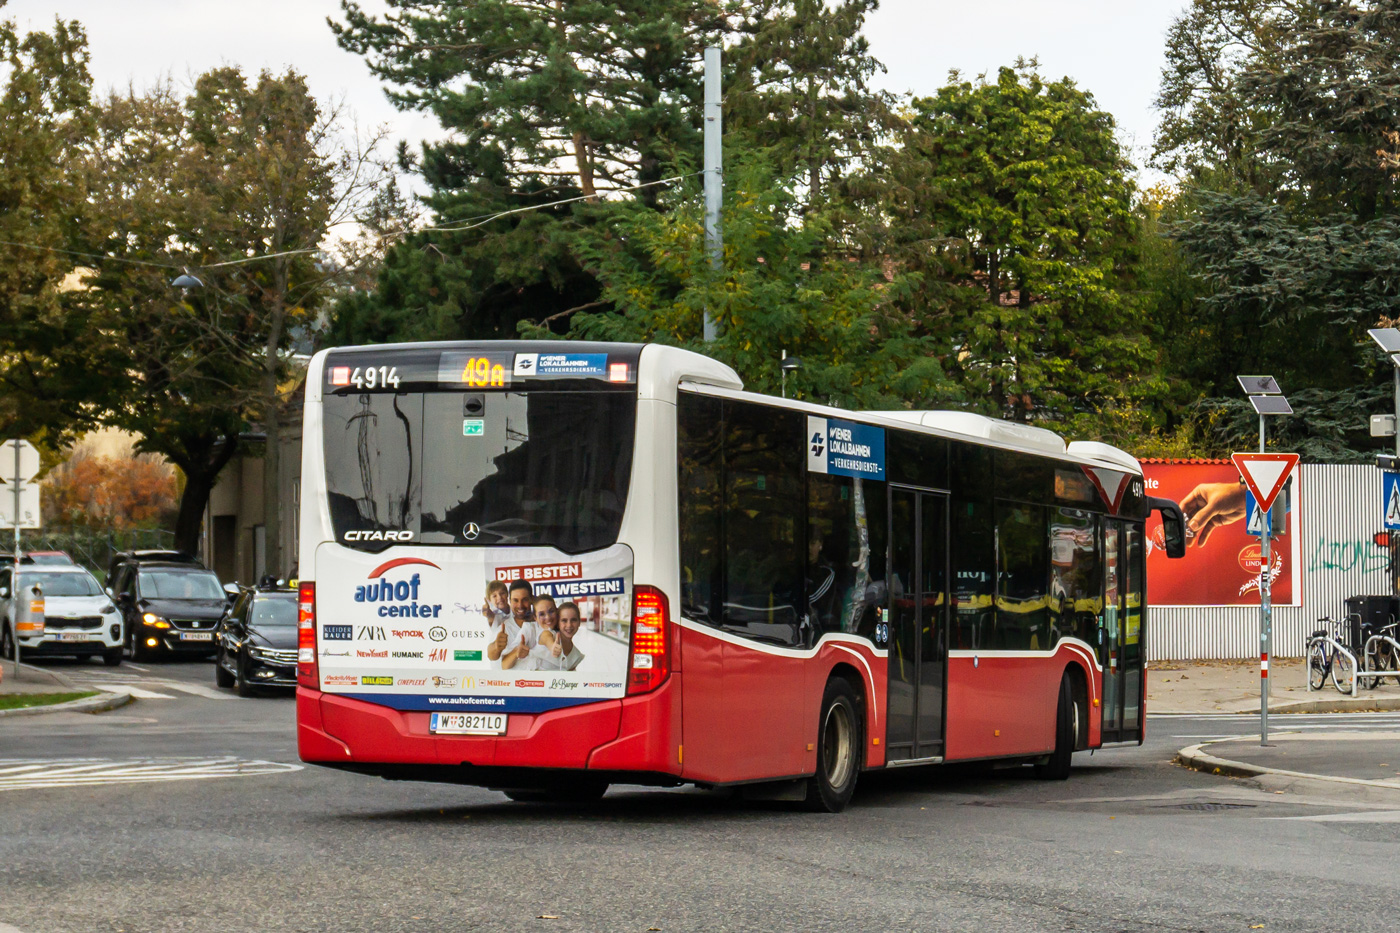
[{"xmin": 7, "ymin": 0, "xmax": 1182, "ymax": 182}]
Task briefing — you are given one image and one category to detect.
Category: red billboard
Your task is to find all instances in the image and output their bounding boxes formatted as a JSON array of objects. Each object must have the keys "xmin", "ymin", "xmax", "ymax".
[{"xmin": 1143, "ymin": 461, "xmax": 1300, "ymax": 607}]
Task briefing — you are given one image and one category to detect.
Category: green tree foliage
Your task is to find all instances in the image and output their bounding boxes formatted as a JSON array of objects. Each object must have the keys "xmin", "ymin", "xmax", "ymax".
[
  {"xmin": 326, "ymin": 0, "xmax": 889, "ymax": 343},
  {"xmin": 877, "ymin": 66, "xmax": 1161, "ymax": 435},
  {"xmin": 725, "ymin": 0, "xmax": 893, "ymax": 205},
  {"xmin": 530, "ymin": 160, "xmax": 945, "ymax": 406},
  {"xmin": 329, "ymin": 0, "xmax": 731, "ymax": 341},
  {"xmin": 0, "ymin": 7, "xmax": 106, "ymax": 449},
  {"xmin": 1155, "ymin": 0, "xmax": 1400, "ymax": 457},
  {"xmin": 79, "ymin": 70, "xmax": 347, "ymax": 556}
]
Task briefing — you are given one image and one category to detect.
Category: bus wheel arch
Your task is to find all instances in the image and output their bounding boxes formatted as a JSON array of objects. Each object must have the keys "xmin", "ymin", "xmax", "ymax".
[
  {"xmin": 804, "ymin": 669, "xmax": 865, "ymax": 813},
  {"xmin": 1062, "ymin": 662, "xmax": 1090, "ymax": 751},
  {"xmin": 825, "ymin": 662, "xmax": 868, "ymax": 765}
]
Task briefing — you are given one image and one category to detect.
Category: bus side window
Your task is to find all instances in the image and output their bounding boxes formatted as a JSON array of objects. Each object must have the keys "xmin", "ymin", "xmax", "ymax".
[
  {"xmin": 1048, "ymin": 508, "xmax": 1102, "ymax": 650},
  {"xmin": 722, "ymin": 400, "xmax": 804, "ymax": 646},
  {"xmin": 808, "ymin": 474, "xmax": 886, "ymax": 643},
  {"xmin": 995, "ymin": 502, "xmax": 1050, "ymax": 651},
  {"xmin": 678, "ymin": 392, "xmax": 723, "ymax": 625},
  {"xmin": 951, "ymin": 443, "xmax": 994, "ymax": 650}
]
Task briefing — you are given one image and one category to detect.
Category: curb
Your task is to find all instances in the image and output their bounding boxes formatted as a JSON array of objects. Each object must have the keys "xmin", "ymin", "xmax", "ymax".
[
  {"xmin": 0, "ymin": 690, "xmax": 132, "ymax": 719},
  {"xmin": 1175, "ymin": 740, "xmax": 1400, "ymax": 797},
  {"xmin": 1155, "ymin": 696, "xmax": 1400, "ymax": 716}
]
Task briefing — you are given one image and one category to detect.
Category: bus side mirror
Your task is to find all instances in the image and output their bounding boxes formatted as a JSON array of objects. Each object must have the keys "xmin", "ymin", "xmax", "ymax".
[{"xmin": 1149, "ymin": 497, "xmax": 1187, "ymax": 559}]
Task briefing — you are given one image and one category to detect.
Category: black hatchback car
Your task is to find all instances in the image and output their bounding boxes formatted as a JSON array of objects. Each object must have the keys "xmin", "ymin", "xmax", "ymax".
[
  {"xmin": 110, "ymin": 561, "xmax": 228, "ymax": 659},
  {"xmin": 214, "ymin": 587, "xmax": 298, "ymax": 695}
]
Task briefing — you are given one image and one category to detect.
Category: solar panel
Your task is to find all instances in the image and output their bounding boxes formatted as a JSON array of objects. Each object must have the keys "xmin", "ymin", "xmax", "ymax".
[
  {"xmin": 1248, "ymin": 395, "xmax": 1293, "ymax": 415},
  {"xmin": 1236, "ymin": 375, "xmax": 1282, "ymax": 396}
]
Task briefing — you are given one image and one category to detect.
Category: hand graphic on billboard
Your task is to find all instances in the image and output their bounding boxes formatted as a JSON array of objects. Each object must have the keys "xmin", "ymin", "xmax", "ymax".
[{"xmin": 1180, "ymin": 482, "xmax": 1247, "ymax": 548}]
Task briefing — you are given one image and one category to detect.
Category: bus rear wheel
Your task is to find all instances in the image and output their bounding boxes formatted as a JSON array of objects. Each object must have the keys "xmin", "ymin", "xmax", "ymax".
[
  {"xmin": 1034, "ymin": 674, "xmax": 1076, "ymax": 781},
  {"xmin": 804, "ymin": 677, "xmax": 862, "ymax": 813}
]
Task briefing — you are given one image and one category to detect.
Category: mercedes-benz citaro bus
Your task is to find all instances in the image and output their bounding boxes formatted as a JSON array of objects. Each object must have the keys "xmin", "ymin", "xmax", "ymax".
[{"xmin": 295, "ymin": 341, "xmax": 1187, "ymax": 812}]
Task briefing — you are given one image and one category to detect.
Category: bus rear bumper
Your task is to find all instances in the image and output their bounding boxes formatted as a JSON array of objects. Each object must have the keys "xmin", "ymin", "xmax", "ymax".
[{"xmin": 296, "ymin": 676, "xmax": 683, "ymax": 783}]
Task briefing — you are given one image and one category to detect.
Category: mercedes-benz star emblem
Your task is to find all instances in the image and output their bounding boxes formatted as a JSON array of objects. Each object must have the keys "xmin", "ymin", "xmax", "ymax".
[{"xmin": 463, "ymin": 522, "xmax": 481, "ymax": 540}]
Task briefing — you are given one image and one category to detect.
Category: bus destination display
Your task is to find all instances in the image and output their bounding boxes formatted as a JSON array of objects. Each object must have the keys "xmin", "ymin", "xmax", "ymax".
[{"xmin": 439, "ymin": 351, "xmax": 514, "ymax": 388}]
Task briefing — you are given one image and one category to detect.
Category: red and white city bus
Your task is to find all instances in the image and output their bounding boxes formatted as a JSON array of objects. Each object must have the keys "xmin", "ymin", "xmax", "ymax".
[{"xmin": 295, "ymin": 341, "xmax": 1186, "ymax": 811}]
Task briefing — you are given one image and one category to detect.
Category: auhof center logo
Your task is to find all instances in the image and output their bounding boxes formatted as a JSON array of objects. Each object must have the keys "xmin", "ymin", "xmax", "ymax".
[{"xmin": 353, "ymin": 558, "xmax": 445, "ymax": 619}]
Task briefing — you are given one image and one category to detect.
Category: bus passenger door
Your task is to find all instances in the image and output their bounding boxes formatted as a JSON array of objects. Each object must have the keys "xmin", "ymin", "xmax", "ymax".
[
  {"xmin": 886, "ymin": 486, "xmax": 948, "ymax": 762},
  {"xmin": 1101, "ymin": 521, "xmax": 1125, "ymax": 741}
]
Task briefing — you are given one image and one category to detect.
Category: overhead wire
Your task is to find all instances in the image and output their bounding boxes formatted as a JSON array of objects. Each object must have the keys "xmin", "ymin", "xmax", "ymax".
[{"xmin": 0, "ymin": 171, "xmax": 706, "ymax": 273}]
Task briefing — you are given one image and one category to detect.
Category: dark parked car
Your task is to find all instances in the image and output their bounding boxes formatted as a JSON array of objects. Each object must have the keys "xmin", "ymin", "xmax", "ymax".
[
  {"xmin": 110, "ymin": 560, "xmax": 227, "ymax": 660},
  {"xmin": 214, "ymin": 586, "xmax": 298, "ymax": 695},
  {"xmin": 106, "ymin": 549, "xmax": 202, "ymax": 585}
]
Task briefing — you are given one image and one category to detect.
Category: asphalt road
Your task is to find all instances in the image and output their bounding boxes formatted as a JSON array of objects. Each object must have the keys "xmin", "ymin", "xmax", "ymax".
[{"xmin": 2, "ymin": 658, "xmax": 1399, "ymax": 933}]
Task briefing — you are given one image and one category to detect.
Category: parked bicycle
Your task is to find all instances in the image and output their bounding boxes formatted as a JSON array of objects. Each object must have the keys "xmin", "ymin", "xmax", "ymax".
[
  {"xmin": 1361, "ymin": 616, "xmax": 1400, "ymax": 690},
  {"xmin": 1307, "ymin": 616, "xmax": 1357, "ymax": 696}
]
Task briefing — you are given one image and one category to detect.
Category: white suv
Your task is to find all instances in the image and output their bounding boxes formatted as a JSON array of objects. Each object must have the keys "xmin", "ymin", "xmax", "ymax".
[{"xmin": 0, "ymin": 564, "xmax": 124, "ymax": 666}]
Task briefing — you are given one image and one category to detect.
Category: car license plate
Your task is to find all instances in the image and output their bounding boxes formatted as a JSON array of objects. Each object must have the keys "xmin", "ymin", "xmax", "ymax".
[
  {"xmin": 59, "ymin": 633, "xmax": 87, "ymax": 642},
  {"xmin": 430, "ymin": 712, "xmax": 507, "ymax": 735},
  {"xmin": 180, "ymin": 632, "xmax": 213, "ymax": 642}
]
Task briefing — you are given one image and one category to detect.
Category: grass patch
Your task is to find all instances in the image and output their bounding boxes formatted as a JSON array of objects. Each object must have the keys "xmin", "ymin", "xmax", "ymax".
[{"xmin": 0, "ymin": 691, "xmax": 98, "ymax": 711}]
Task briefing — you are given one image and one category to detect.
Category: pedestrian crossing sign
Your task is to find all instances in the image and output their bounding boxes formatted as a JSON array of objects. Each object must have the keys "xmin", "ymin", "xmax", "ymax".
[
  {"xmin": 1245, "ymin": 491, "xmax": 1272, "ymax": 538},
  {"xmin": 1384, "ymin": 471, "xmax": 1400, "ymax": 531}
]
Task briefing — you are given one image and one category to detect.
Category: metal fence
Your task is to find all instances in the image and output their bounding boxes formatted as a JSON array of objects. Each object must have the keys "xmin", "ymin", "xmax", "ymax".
[
  {"xmin": 1150, "ymin": 464, "xmax": 1387, "ymax": 660},
  {"xmin": 14, "ymin": 528, "xmax": 176, "ymax": 581}
]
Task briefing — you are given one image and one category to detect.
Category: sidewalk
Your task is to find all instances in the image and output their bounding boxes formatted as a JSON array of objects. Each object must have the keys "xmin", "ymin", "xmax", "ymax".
[
  {"xmin": 1149, "ymin": 657, "xmax": 1400, "ymax": 714},
  {"xmin": 0, "ymin": 659, "xmax": 81, "ymax": 695},
  {"xmin": 0, "ymin": 659, "xmax": 131, "ymax": 716}
]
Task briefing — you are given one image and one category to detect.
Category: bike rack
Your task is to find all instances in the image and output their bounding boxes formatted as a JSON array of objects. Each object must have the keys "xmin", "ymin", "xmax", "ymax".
[{"xmin": 1360, "ymin": 634, "xmax": 1400, "ymax": 689}]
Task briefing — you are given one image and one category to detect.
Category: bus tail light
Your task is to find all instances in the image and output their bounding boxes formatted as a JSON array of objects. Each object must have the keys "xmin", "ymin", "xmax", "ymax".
[
  {"xmin": 627, "ymin": 586, "xmax": 670, "ymax": 695},
  {"xmin": 297, "ymin": 581, "xmax": 318, "ymax": 689}
]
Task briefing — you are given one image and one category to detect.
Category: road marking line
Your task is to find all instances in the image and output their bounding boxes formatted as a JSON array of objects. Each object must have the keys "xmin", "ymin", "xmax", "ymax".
[
  {"xmin": 124, "ymin": 687, "xmax": 175, "ymax": 699},
  {"xmin": 1267, "ymin": 810, "xmax": 1400, "ymax": 822},
  {"xmin": 0, "ymin": 756, "xmax": 301, "ymax": 791},
  {"xmin": 156, "ymin": 681, "xmax": 233, "ymax": 700}
]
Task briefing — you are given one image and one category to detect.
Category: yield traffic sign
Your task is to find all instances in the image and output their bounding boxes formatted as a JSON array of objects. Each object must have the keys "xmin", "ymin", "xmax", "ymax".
[{"xmin": 1231, "ymin": 452, "xmax": 1299, "ymax": 512}]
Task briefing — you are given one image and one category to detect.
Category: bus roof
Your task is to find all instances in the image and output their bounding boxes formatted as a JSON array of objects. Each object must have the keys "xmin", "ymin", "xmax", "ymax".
[{"xmin": 308, "ymin": 340, "xmax": 1139, "ymax": 475}]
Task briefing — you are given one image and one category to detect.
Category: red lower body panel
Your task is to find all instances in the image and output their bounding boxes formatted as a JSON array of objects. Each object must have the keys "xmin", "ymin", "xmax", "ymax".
[
  {"xmin": 298, "ymin": 679, "xmax": 681, "ymax": 777},
  {"xmin": 678, "ymin": 624, "xmax": 886, "ymax": 785},
  {"xmin": 944, "ymin": 645, "xmax": 1100, "ymax": 760}
]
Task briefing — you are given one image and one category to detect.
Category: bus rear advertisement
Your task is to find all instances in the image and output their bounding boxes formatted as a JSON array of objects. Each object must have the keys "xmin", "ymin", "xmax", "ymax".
[{"xmin": 295, "ymin": 340, "xmax": 1186, "ymax": 811}]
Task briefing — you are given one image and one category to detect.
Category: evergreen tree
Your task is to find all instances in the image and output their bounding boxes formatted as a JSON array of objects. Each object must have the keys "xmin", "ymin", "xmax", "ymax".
[
  {"xmin": 329, "ymin": 0, "xmax": 732, "ymax": 340},
  {"xmin": 1156, "ymin": 0, "xmax": 1400, "ymax": 457}
]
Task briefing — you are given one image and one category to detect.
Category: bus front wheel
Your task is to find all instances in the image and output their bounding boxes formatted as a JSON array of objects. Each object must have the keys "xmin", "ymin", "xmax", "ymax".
[
  {"xmin": 804, "ymin": 677, "xmax": 862, "ymax": 813},
  {"xmin": 1034, "ymin": 674, "xmax": 1076, "ymax": 781}
]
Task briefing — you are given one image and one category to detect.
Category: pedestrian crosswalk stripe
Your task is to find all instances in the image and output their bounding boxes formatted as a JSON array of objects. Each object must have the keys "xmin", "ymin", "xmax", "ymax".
[{"xmin": 0, "ymin": 757, "xmax": 301, "ymax": 791}]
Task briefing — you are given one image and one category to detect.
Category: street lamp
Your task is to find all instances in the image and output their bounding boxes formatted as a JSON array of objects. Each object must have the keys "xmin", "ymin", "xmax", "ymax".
[{"xmin": 780, "ymin": 352, "xmax": 802, "ymax": 399}]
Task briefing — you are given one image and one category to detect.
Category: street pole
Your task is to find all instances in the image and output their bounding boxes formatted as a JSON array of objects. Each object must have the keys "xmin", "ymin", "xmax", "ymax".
[
  {"xmin": 703, "ymin": 46, "xmax": 721, "ymax": 343},
  {"xmin": 12, "ymin": 441, "xmax": 20, "ymax": 679},
  {"xmin": 1259, "ymin": 412, "xmax": 1270, "ymax": 746}
]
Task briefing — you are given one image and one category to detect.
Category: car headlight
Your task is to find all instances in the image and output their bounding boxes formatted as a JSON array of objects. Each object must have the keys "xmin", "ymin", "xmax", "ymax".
[
  {"xmin": 247, "ymin": 645, "xmax": 273, "ymax": 660},
  {"xmin": 142, "ymin": 612, "xmax": 170, "ymax": 629}
]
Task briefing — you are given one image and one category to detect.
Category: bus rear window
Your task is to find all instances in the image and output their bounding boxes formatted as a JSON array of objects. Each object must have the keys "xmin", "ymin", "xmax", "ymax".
[{"xmin": 322, "ymin": 390, "xmax": 635, "ymax": 553}]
